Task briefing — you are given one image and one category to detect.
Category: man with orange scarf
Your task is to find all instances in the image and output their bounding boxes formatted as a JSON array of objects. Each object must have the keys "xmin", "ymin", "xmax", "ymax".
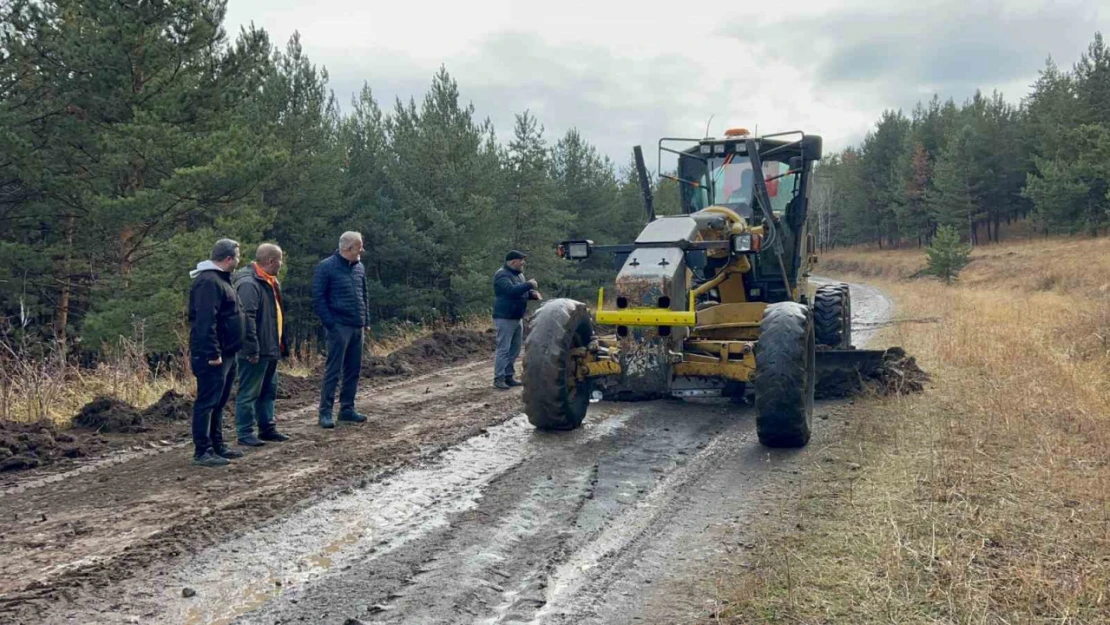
[{"xmin": 233, "ymin": 243, "xmax": 291, "ymax": 446}]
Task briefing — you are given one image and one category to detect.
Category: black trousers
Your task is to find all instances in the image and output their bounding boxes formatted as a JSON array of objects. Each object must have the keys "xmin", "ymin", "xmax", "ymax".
[
  {"xmin": 320, "ymin": 325, "xmax": 363, "ymax": 416},
  {"xmin": 191, "ymin": 356, "xmax": 237, "ymax": 456}
]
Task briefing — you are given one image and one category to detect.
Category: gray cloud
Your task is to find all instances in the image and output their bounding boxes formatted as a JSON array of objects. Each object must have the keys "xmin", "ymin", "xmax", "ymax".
[
  {"xmin": 233, "ymin": 0, "xmax": 1109, "ymax": 164},
  {"xmin": 728, "ymin": 0, "xmax": 1105, "ymax": 111},
  {"xmin": 321, "ymin": 31, "xmax": 735, "ymax": 170}
]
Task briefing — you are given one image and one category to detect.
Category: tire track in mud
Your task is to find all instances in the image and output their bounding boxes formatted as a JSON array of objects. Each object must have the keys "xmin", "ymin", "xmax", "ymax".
[{"xmin": 0, "ymin": 360, "xmax": 520, "ymax": 623}]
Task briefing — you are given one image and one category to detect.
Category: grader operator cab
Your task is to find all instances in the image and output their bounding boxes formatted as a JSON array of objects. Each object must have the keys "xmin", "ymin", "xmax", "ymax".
[{"xmin": 522, "ymin": 129, "xmax": 885, "ymax": 448}]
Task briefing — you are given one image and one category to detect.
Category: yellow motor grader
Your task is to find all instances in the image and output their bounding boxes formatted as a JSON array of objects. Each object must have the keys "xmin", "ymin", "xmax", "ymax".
[{"xmin": 522, "ymin": 129, "xmax": 884, "ymax": 447}]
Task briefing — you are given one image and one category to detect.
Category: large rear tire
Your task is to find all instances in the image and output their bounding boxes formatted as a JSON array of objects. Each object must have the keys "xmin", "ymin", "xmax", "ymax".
[
  {"xmin": 523, "ymin": 299, "xmax": 594, "ymax": 431},
  {"xmin": 814, "ymin": 283, "xmax": 852, "ymax": 349},
  {"xmin": 753, "ymin": 302, "xmax": 815, "ymax": 448}
]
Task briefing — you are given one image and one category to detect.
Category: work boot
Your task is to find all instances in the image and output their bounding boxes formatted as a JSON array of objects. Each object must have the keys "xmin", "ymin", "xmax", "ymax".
[
  {"xmin": 504, "ymin": 376, "xmax": 522, "ymax": 387},
  {"xmin": 338, "ymin": 410, "xmax": 367, "ymax": 423},
  {"xmin": 193, "ymin": 450, "xmax": 229, "ymax": 467},
  {"xmin": 237, "ymin": 434, "xmax": 266, "ymax": 447},
  {"xmin": 319, "ymin": 413, "xmax": 335, "ymax": 429},
  {"xmin": 493, "ymin": 378, "xmax": 510, "ymax": 390},
  {"xmin": 259, "ymin": 430, "xmax": 290, "ymax": 442},
  {"xmin": 216, "ymin": 445, "xmax": 244, "ymax": 459}
]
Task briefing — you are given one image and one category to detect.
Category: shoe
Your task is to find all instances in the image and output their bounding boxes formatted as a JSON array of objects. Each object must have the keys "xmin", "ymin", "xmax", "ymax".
[
  {"xmin": 216, "ymin": 445, "xmax": 245, "ymax": 459},
  {"xmin": 493, "ymin": 378, "xmax": 510, "ymax": 390},
  {"xmin": 504, "ymin": 376, "xmax": 522, "ymax": 387},
  {"xmin": 338, "ymin": 411, "xmax": 367, "ymax": 423},
  {"xmin": 319, "ymin": 413, "xmax": 335, "ymax": 429},
  {"xmin": 237, "ymin": 435, "xmax": 266, "ymax": 447},
  {"xmin": 259, "ymin": 430, "xmax": 290, "ymax": 442},
  {"xmin": 193, "ymin": 450, "xmax": 229, "ymax": 467}
]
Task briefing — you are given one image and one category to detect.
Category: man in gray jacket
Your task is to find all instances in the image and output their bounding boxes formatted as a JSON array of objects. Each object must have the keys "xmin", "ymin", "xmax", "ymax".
[
  {"xmin": 233, "ymin": 243, "xmax": 291, "ymax": 447},
  {"xmin": 492, "ymin": 250, "xmax": 542, "ymax": 389}
]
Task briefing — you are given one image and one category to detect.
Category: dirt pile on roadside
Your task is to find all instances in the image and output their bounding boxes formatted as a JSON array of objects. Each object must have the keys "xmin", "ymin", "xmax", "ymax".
[
  {"xmin": 363, "ymin": 329, "xmax": 495, "ymax": 378},
  {"xmin": 142, "ymin": 390, "xmax": 192, "ymax": 422},
  {"xmin": 0, "ymin": 421, "xmax": 91, "ymax": 472},
  {"xmin": 815, "ymin": 347, "xmax": 928, "ymax": 399},
  {"xmin": 870, "ymin": 347, "xmax": 928, "ymax": 395},
  {"xmin": 276, "ymin": 374, "xmax": 317, "ymax": 401},
  {"xmin": 74, "ymin": 389, "xmax": 193, "ymax": 435},
  {"xmin": 74, "ymin": 397, "xmax": 146, "ymax": 433}
]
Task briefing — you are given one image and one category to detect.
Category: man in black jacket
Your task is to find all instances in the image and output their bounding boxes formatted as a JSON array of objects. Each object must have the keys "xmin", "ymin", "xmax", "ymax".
[
  {"xmin": 233, "ymin": 243, "xmax": 291, "ymax": 447},
  {"xmin": 312, "ymin": 231, "xmax": 371, "ymax": 429},
  {"xmin": 492, "ymin": 250, "xmax": 541, "ymax": 390},
  {"xmin": 188, "ymin": 239, "xmax": 246, "ymax": 467}
]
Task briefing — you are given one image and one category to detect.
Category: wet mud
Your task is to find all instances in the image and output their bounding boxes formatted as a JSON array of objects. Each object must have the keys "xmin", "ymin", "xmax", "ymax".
[{"xmin": 0, "ymin": 421, "xmax": 91, "ymax": 472}]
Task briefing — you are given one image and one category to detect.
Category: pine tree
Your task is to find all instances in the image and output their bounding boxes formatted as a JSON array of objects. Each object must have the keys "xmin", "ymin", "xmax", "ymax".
[
  {"xmin": 925, "ymin": 225, "xmax": 971, "ymax": 284},
  {"xmin": 928, "ymin": 127, "xmax": 977, "ymax": 239},
  {"xmin": 895, "ymin": 143, "xmax": 933, "ymax": 244},
  {"xmin": 13, "ymin": 0, "xmax": 279, "ymax": 352},
  {"xmin": 498, "ymin": 111, "xmax": 568, "ymax": 293},
  {"xmin": 861, "ymin": 110, "xmax": 911, "ymax": 247}
]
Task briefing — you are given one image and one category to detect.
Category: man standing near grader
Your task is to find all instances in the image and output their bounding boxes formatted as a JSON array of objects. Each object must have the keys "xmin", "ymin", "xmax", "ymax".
[{"xmin": 491, "ymin": 250, "xmax": 542, "ymax": 390}]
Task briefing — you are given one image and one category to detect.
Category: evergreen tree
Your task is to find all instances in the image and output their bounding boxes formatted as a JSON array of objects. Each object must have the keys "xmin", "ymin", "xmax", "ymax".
[
  {"xmin": 929, "ymin": 127, "xmax": 977, "ymax": 238},
  {"xmin": 925, "ymin": 225, "xmax": 971, "ymax": 284},
  {"xmin": 861, "ymin": 110, "xmax": 911, "ymax": 247}
]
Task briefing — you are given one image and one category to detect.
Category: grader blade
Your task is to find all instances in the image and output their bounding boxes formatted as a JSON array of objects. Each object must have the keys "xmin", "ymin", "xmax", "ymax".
[{"xmin": 814, "ymin": 348, "xmax": 889, "ymax": 398}]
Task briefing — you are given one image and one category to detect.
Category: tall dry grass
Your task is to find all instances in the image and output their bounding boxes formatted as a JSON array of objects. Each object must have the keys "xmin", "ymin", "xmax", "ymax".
[
  {"xmin": 726, "ymin": 240, "xmax": 1110, "ymax": 624},
  {"xmin": 820, "ymin": 235, "xmax": 1110, "ymax": 295},
  {"xmin": 0, "ymin": 332, "xmax": 190, "ymax": 426}
]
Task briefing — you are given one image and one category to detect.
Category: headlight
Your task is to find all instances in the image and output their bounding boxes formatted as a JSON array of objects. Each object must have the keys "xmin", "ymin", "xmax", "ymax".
[
  {"xmin": 731, "ymin": 233, "xmax": 753, "ymax": 253},
  {"xmin": 558, "ymin": 240, "xmax": 593, "ymax": 260}
]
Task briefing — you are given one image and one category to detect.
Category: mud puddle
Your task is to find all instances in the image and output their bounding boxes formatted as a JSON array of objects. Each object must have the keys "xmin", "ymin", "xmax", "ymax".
[{"xmin": 101, "ymin": 410, "xmax": 633, "ymax": 624}]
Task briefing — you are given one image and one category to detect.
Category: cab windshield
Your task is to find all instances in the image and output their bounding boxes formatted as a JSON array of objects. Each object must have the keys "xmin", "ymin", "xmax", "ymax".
[{"xmin": 681, "ymin": 152, "xmax": 797, "ymax": 218}]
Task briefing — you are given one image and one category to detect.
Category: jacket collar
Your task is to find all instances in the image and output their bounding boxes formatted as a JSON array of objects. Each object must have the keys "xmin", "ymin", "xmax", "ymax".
[{"xmin": 334, "ymin": 249, "xmax": 360, "ymax": 267}]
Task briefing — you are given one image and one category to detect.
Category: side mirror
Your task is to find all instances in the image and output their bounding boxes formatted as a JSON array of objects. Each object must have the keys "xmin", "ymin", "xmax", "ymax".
[{"xmin": 801, "ymin": 135, "xmax": 822, "ymax": 161}]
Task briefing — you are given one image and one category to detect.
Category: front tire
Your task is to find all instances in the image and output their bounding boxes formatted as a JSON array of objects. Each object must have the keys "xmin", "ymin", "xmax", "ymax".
[
  {"xmin": 753, "ymin": 302, "xmax": 815, "ymax": 447},
  {"xmin": 814, "ymin": 283, "xmax": 852, "ymax": 349},
  {"xmin": 522, "ymin": 299, "xmax": 594, "ymax": 431}
]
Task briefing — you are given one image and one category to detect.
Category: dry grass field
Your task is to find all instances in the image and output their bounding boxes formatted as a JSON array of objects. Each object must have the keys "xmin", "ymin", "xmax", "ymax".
[{"xmin": 723, "ymin": 238, "xmax": 1110, "ymax": 624}]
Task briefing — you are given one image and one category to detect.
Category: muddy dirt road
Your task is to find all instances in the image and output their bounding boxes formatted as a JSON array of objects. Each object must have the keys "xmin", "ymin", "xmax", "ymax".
[{"xmin": 0, "ymin": 280, "xmax": 891, "ymax": 625}]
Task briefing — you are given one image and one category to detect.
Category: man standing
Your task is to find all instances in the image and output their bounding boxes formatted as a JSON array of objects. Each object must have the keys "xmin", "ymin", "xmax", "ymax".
[
  {"xmin": 234, "ymin": 243, "xmax": 291, "ymax": 447},
  {"xmin": 312, "ymin": 231, "xmax": 370, "ymax": 429},
  {"xmin": 188, "ymin": 239, "xmax": 247, "ymax": 467},
  {"xmin": 492, "ymin": 250, "xmax": 541, "ymax": 390}
]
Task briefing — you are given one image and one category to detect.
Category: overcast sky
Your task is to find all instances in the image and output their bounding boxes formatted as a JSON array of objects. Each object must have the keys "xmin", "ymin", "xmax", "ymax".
[{"xmin": 224, "ymin": 0, "xmax": 1108, "ymax": 167}]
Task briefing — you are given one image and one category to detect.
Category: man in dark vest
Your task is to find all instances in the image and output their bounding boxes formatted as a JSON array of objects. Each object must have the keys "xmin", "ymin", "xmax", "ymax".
[{"xmin": 492, "ymin": 250, "xmax": 541, "ymax": 390}]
